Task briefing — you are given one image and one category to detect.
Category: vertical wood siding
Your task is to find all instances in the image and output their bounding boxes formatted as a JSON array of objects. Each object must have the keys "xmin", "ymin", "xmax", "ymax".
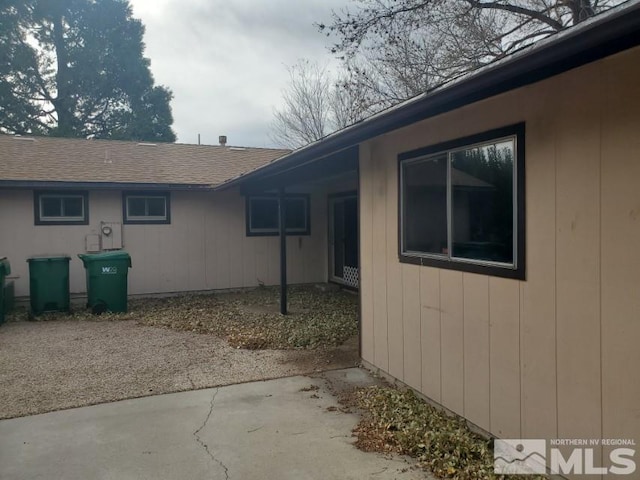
[
  {"xmin": 0, "ymin": 187, "xmax": 328, "ymax": 297},
  {"xmin": 600, "ymin": 48, "xmax": 640, "ymax": 463},
  {"xmin": 358, "ymin": 46, "xmax": 640, "ymax": 447}
]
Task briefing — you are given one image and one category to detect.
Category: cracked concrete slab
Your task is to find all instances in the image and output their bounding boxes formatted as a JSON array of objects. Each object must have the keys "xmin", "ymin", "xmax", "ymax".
[
  {"xmin": 193, "ymin": 389, "xmax": 229, "ymax": 480},
  {"xmin": 0, "ymin": 368, "xmax": 429, "ymax": 480}
]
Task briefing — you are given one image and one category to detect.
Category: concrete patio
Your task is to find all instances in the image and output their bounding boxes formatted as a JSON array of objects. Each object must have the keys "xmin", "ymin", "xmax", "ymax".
[{"xmin": 0, "ymin": 368, "xmax": 429, "ymax": 480}]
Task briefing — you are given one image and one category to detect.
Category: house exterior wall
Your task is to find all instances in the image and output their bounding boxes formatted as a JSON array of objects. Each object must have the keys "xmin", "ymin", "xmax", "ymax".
[
  {"xmin": 359, "ymin": 46, "xmax": 640, "ymax": 451},
  {"xmin": 0, "ymin": 187, "xmax": 328, "ymax": 297}
]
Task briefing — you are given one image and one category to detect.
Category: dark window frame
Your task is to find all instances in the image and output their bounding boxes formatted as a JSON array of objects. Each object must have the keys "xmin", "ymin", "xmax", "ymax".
[
  {"xmin": 122, "ymin": 191, "xmax": 171, "ymax": 225},
  {"xmin": 34, "ymin": 190, "xmax": 89, "ymax": 225},
  {"xmin": 398, "ymin": 123, "xmax": 526, "ymax": 280},
  {"xmin": 245, "ymin": 194, "xmax": 311, "ymax": 237}
]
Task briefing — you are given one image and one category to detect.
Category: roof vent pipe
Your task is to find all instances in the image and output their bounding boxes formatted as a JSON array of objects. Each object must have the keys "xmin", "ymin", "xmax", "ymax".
[{"xmin": 219, "ymin": 135, "xmax": 227, "ymax": 146}]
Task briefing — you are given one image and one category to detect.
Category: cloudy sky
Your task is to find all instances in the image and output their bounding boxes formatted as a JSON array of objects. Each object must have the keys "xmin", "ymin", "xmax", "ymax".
[{"xmin": 128, "ymin": 0, "xmax": 351, "ymax": 147}]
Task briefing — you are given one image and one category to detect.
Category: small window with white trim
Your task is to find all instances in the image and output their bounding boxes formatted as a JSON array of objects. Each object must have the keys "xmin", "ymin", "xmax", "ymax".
[
  {"xmin": 34, "ymin": 191, "xmax": 88, "ymax": 225},
  {"xmin": 246, "ymin": 195, "xmax": 310, "ymax": 236},
  {"xmin": 123, "ymin": 192, "xmax": 170, "ymax": 224},
  {"xmin": 399, "ymin": 124, "xmax": 525, "ymax": 279}
]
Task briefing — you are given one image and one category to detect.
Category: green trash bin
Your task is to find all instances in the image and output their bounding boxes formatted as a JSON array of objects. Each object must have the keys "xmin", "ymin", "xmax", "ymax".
[
  {"xmin": 0, "ymin": 258, "xmax": 10, "ymax": 324},
  {"xmin": 78, "ymin": 251, "xmax": 132, "ymax": 314},
  {"xmin": 27, "ymin": 255, "xmax": 71, "ymax": 315}
]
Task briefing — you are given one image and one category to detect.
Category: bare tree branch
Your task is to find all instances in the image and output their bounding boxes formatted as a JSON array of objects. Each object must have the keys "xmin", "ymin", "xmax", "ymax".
[
  {"xmin": 465, "ymin": 1, "xmax": 564, "ymax": 30},
  {"xmin": 316, "ymin": 0, "xmax": 623, "ymax": 120},
  {"xmin": 270, "ymin": 61, "xmax": 370, "ymax": 148}
]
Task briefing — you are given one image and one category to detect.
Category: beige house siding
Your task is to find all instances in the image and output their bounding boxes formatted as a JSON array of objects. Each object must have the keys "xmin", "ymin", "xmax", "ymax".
[
  {"xmin": 0, "ymin": 187, "xmax": 328, "ymax": 297},
  {"xmin": 359, "ymin": 46, "xmax": 640, "ymax": 447}
]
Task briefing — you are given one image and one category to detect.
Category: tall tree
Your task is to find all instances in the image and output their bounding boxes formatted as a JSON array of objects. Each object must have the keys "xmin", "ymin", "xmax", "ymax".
[
  {"xmin": 0, "ymin": 0, "xmax": 176, "ymax": 141},
  {"xmin": 270, "ymin": 61, "xmax": 370, "ymax": 148}
]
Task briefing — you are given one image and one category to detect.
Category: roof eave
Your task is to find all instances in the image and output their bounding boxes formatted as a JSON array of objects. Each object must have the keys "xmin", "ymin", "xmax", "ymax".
[{"xmin": 0, "ymin": 180, "xmax": 218, "ymax": 190}]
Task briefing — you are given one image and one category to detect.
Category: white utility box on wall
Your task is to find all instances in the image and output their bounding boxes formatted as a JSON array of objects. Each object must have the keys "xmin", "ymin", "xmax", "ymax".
[
  {"xmin": 85, "ymin": 234, "xmax": 101, "ymax": 253},
  {"xmin": 100, "ymin": 221, "xmax": 123, "ymax": 250}
]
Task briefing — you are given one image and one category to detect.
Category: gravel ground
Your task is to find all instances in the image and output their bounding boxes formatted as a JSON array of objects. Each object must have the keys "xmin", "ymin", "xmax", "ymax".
[{"xmin": 0, "ymin": 319, "xmax": 359, "ymax": 420}]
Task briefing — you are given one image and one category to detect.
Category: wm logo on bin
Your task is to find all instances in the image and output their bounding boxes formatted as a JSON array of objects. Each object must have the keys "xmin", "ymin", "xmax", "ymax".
[{"xmin": 101, "ymin": 266, "xmax": 118, "ymax": 274}]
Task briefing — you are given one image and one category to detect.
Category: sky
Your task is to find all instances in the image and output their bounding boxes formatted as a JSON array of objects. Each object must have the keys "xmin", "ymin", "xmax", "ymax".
[{"xmin": 128, "ymin": 0, "xmax": 351, "ymax": 147}]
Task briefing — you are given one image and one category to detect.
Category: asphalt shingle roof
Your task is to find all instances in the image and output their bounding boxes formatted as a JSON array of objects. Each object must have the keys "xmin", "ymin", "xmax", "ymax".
[{"xmin": 0, "ymin": 135, "xmax": 290, "ymax": 187}]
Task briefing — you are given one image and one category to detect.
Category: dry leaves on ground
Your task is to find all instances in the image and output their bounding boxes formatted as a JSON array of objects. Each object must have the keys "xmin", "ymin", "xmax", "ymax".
[
  {"xmin": 342, "ymin": 386, "xmax": 547, "ymax": 480},
  {"xmin": 8, "ymin": 285, "xmax": 358, "ymax": 350}
]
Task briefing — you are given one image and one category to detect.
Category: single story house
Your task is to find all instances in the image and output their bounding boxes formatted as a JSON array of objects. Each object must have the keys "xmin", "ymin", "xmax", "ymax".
[
  {"xmin": 1, "ymin": 0, "xmax": 639, "ymax": 470},
  {"xmin": 0, "ymin": 137, "xmax": 358, "ymax": 297}
]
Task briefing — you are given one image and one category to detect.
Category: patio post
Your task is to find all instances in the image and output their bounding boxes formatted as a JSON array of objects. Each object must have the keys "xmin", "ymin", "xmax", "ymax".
[{"xmin": 278, "ymin": 187, "xmax": 287, "ymax": 315}]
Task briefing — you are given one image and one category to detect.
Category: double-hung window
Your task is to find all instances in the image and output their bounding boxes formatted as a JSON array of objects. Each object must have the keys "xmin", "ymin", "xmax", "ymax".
[
  {"xmin": 34, "ymin": 191, "xmax": 89, "ymax": 225},
  {"xmin": 399, "ymin": 124, "xmax": 525, "ymax": 279},
  {"xmin": 123, "ymin": 192, "xmax": 170, "ymax": 224}
]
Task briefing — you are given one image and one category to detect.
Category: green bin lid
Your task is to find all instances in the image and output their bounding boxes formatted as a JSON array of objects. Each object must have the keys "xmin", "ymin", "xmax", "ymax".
[
  {"xmin": 78, "ymin": 251, "xmax": 131, "ymax": 266},
  {"xmin": 27, "ymin": 255, "xmax": 71, "ymax": 263},
  {"xmin": 0, "ymin": 257, "xmax": 10, "ymax": 276}
]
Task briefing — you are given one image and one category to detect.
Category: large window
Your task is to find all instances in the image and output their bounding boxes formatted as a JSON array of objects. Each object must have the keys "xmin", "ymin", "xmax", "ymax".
[
  {"xmin": 246, "ymin": 195, "xmax": 310, "ymax": 236},
  {"xmin": 399, "ymin": 124, "xmax": 525, "ymax": 279},
  {"xmin": 34, "ymin": 191, "xmax": 88, "ymax": 225},
  {"xmin": 123, "ymin": 192, "xmax": 170, "ymax": 224}
]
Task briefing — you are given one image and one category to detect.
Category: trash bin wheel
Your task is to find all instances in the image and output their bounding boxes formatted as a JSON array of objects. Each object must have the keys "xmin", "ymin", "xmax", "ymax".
[{"xmin": 92, "ymin": 301, "xmax": 108, "ymax": 315}]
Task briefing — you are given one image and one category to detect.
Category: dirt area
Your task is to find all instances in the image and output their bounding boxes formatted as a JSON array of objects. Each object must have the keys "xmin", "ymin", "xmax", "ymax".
[
  {"xmin": 0, "ymin": 286, "xmax": 360, "ymax": 420},
  {"xmin": 0, "ymin": 320, "xmax": 359, "ymax": 420}
]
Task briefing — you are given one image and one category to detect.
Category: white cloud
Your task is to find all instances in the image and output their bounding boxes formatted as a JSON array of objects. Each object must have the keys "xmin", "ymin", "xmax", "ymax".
[{"xmin": 129, "ymin": 0, "xmax": 349, "ymax": 146}]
